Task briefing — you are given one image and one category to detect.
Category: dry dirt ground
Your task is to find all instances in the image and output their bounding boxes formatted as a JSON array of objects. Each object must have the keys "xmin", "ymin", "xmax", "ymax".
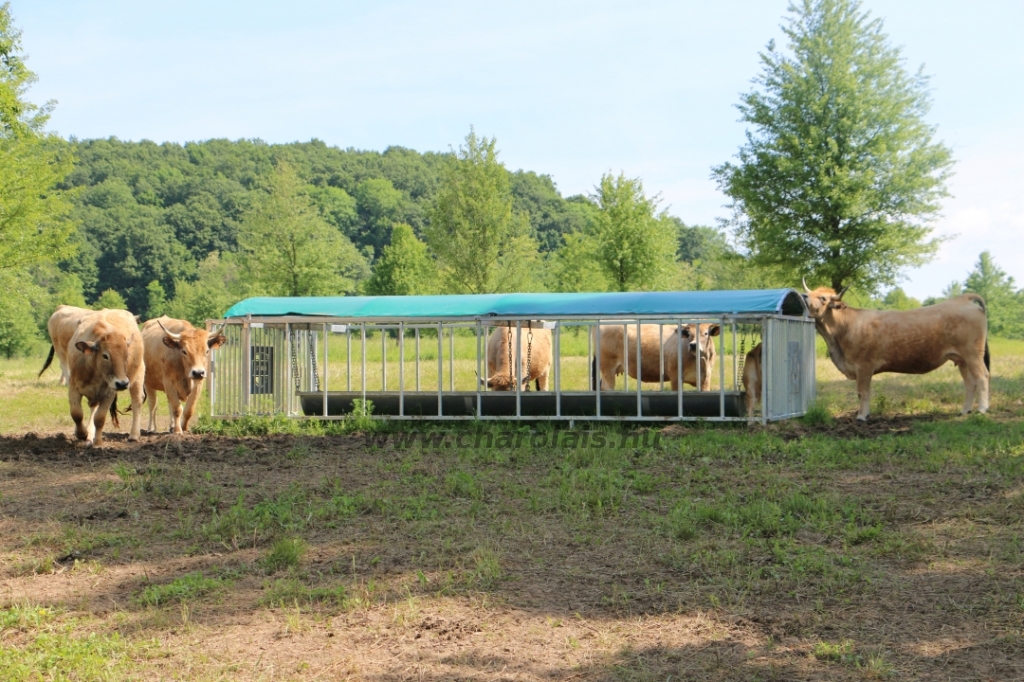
[{"xmin": 1, "ymin": 418, "xmax": 1023, "ymax": 681}]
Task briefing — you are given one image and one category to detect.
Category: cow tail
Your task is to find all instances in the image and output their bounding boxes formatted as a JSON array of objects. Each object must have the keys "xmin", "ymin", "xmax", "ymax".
[
  {"xmin": 38, "ymin": 345, "xmax": 55, "ymax": 379},
  {"xmin": 984, "ymin": 339, "xmax": 990, "ymax": 372},
  {"xmin": 110, "ymin": 395, "xmax": 121, "ymax": 429},
  {"xmin": 590, "ymin": 356, "xmax": 597, "ymax": 391}
]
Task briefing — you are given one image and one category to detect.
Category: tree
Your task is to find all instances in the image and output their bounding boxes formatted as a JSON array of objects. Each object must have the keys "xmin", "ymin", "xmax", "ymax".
[
  {"xmin": 364, "ymin": 223, "xmax": 436, "ymax": 296},
  {"xmin": 963, "ymin": 251, "xmax": 1024, "ymax": 338},
  {"xmin": 168, "ymin": 252, "xmax": 242, "ymax": 326},
  {"xmin": 94, "ymin": 288, "xmax": 127, "ymax": 310},
  {"xmin": 548, "ymin": 231, "xmax": 609, "ymax": 293},
  {"xmin": 0, "ymin": 3, "xmax": 76, "ymax": 273},
  {"xmin": 712, "ymin": 0, "xmax": 953, "ymax": 294},
  {"xmin": 237, "ymin": 162, "xmax": 369, "ymax": 297},
  {"xmin": 590, "ymin": 173, "xmax": 677, "ymax": 292},
  {"xmin": 425, "ymin": 130, "xmax": 540, "ymax": 294},
  {"xmin": 882, "ymin": 287, "xmax": 921, "ymax": 310},
  {"xmin": 146, "ymin": 280, "xmax": 168, "ymax": 320},
  {"xmin": 0, "ymin": 270, "xmax": 37, "ymax": 358}
]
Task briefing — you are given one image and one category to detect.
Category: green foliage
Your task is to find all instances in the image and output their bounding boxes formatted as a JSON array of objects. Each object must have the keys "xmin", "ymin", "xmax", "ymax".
[
  {"xmin": 713, "ymin": 0, "xmax": 952, "ymax": 294},
  {"xmin": 881, "ymin": 287, "xmax": 921, "ymax": 310},
  {"xmin": 547, "ymin": 229, "xmax": 609, "ymax": 293},
  {"xmin": 166, "ymin": 252, "xmax": 241, "ymax": 326},
  {"xmin": 364, "ymin": 223, "xmax": 437, "ymax": 295},
  {"xmin": 93, "ymin": 288, "xmax": 127, "ymax": 310},
  {"xmin": 261, "ymin": 537, "xmax": 307, "ymax": 573},
  {"xmin": 0, "ymin": 270, "xmax": 37, "ymax": 358},
  {"xmin": 425, "ymin": 129, "xmax": 541, "ymax": 294},
  {"xmin": 137, "ymin": 572, "xmax": 228, "ymax": 606},
  {"xmin": 590, "ymin": 173, "xmax": 678, "ymax": 292},
  {"xmin": 237, "ymin": 162, "xmax": 369, "ymax": 297},
  {"xmin": 145, "ymin": 280, "xmax": 168, "ymax": 320},
  {"xmin": 963, "ymin": 251, "xmax": 1024, "ymax": 338}
]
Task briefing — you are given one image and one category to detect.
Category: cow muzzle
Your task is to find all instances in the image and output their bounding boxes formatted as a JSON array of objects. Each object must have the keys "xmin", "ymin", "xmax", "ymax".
[
  {"xmin": 191, "ymin": 368, "xmax": 207, "ymax": 380},
  {"xmin": 114, "ymin": 379, "xmax": 130, "ymax": 391},
  {"xmin": 689, "ymin": 342, "xmax": 698, "ymax": 353}
]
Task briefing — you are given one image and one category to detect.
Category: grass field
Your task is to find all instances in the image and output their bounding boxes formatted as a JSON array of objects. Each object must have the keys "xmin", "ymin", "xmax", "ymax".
[{"xmin": 1, "ymin": 341, "xmax": 1023, "ymax": 680}]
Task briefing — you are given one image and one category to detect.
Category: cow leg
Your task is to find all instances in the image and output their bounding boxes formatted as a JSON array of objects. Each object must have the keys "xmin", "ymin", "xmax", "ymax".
[
  {"xmin": 536, "ymin": 371, "xmax": 549, "ymax": 392},
  {"xmin": 855, "ymin": 372, "xmax": 872, "ymax": 421},
  {"xmin": 166, "ymin": 390, "xmax": 184, "ymax": 434},
  {"xmin": 128, "ymin": 381, "xmax": 144, "ymax": 441},
  {"xmin": 89, "ymin": 395, "xmax": 115, "ymax": 447},
  {"xmin": 145, "ymin": 389, "xmax": 158, "ymax": 433},
  {"xmin": 181, "ymin": 383, "xmax": 202, "ymax": 433},
  {"xmin": 959, "ymin": 358, "xmax": 989, "ymax": 414},
  {"xmin": 700, "ymin": 359, "xmax": 713, "ymax": 391},
  {"xmin": 69, "ymin": 389, "xmax": 88, "ymax": 441}
]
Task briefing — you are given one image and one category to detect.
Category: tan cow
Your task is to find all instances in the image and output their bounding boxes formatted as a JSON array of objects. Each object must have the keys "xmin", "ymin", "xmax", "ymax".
[
  {"xmin": 662, "ymin": 323, "xmax": 721, "ymax": 391},
  {"xmin": 742, "ymin": 342, "xmax": 763, "ymax": 421},
  {"xmin": 484, "ymin": 322, "xmax": 552, "ymax": 391},
  {"xmin": 39, "ymin": 305, "xmax": 93, "ymax": 386},
  {"xmin": 55, "ymin": 309, "xmax": 145, "ymax": 446},
  {"xmin": 803, "ymin": 280, "xmax": 990, "ymax": 421},
  {"xmin": 142, "ymin": 316, "xmax": 226, "ymax": 433},
  {"xmin": 590, "ymin": 324, "xmax": 669, "ymax": 390}
]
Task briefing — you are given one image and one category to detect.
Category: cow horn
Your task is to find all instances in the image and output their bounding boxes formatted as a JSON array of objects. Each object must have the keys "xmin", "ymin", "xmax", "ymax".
[
  {"xmin": 837, "ymin": 285, "xmax": 850, "ymax": 300},
  {"xmin": 802, "ymin": 277, "xmax": 812, "ymax": 294},
  {"xmin": 157, "ymin": 319, "xmax": 182, "ymax": 340}
]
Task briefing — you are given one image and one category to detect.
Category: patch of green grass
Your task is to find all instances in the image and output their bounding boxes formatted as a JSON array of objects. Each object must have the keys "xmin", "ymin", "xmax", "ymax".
[
  {"xmin": 137, "ymin": 571, "xmax": 230, "ymax": 607},
  {"xmin": 261, "ymin": 537, "xmax": 306, "ymax": 573},
  {"xmin": 812, "ymin": 639, "xmax": 857, "ymax": 664},
  {"xmin": 259, "ymin": 578, "xmax": 353, "ymax": 609},
  {"xmin": 801, "ymin": 402, "xmax": 833, "ymax": 427},
  {"xmin": 444, "ymin": 469, "xmax": 483, "ymax": 500}
]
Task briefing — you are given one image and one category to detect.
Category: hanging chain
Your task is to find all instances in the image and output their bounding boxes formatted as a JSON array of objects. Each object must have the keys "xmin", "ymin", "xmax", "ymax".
[
  {"xmin": 506, "ymin": 323, "xmax": 514, "ymax": 383},
  {"xmin": 524, "ymin": 322, "xmax": 533, "ymax": 392},
  {"xmin": 291, "ymin": 329, "xmax": 301, "ymax": 391},
  {"xmin": 738, "ymin": 334, "xmax": 746, "ymax": 377},
  {"xmin": 308, "ymin": 329, "xmax": 321, "ymax": 392}
]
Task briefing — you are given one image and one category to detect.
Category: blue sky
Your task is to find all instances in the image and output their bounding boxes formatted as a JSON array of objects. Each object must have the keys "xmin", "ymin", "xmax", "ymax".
[{"xmin": 14, "ymin": 0, "xmax": 1024, "ymax": 298}]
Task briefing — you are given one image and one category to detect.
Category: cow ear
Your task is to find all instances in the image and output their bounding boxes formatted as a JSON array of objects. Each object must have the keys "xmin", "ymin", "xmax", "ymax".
[
  {"xmin": 708, "ymin": 325, "xmax": 721, "ymax": 336},
  {"xmin": 207, "ymin": 333, "xmax": 227, "ymax": 349},
  {"xmin": 162, "ymin": 335, "xmax": 181, "ymax": 349},
  {"xmin": 75, "ymin": 341, "xmax": 96, "ymax": 354},
  {"xmin": 829, "ymin": 300, "xmax": 848, "ymax": 310},
  {"xmin": 679, "ymin": 328, "xmax": 691, "ymax": 338}
]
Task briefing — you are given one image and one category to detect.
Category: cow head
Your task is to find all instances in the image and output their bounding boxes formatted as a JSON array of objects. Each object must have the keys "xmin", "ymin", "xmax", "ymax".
[
  {"xmin": 482, "ymin": 373, "xmax": 528, "ymax": 392},
  {"xmin": 679, "ymin": 323, "xmax": 720, "ymax": 361},
  {"xmin": 158, "ymin": 320, "xmax": 227, "ymax": 381},
  {"xmin": 74, "ymin": 323, "xmax": 132, "ymax": 392},
  {"xmin": 802, "ymin": 278, "xmax": 850, "ymax": 319}
]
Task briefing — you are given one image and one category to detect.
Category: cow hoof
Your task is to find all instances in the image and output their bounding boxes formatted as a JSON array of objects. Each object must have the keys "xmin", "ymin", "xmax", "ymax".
[{"xmin": 128, "ymin": 434, "xmax": 140, "ymax": 442}]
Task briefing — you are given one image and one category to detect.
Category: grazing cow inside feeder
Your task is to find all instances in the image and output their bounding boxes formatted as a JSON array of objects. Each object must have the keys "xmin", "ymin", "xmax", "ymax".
[
  {"xmin": 742, "ymin": 342, "xmax": 763, "ymax": 421},
  {"xmin": 590, "ymin": 324, "xmax": 671, "ymax": 390},
  {"xmin": 483, "ymin": 323, "xmax": 552, "ymax": 391},
  {"xmin": 802, "ymin": 280, "xmax": 990, "ymax": 421},
  {"xmin": 142, "ymin": 316, "xmax": 227, "ymax": 433},
  {"xmin": 661, "ymin": 323, "xmax": 721, "ymax": 392},
  {"xmin": 39, "ymin": 305, "xmax": 93, "ymax": 386},
  {"xmin": 57, "ymin": 309, "xmax": 145, "ymax": 447}
]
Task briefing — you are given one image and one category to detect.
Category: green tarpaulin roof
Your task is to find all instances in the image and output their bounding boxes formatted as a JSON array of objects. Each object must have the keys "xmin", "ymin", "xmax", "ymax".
[{"xmin": 223, "ymin": 289, "xmax": 806, "ymax": 319}]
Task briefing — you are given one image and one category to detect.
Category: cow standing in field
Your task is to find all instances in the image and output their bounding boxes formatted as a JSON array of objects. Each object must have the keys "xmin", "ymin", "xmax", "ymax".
[
  {"xmin": 39, "ymin": 305, "xmax": 93, "ymax": 386},
  {"xmin": 803, "ymin": 280, "xmax": 990, "ymax": 421},
  {"xmin": 142, "ymin": 316, "xmax": 226, "ymax": 433},
  {"xmin": 590, "ymin": 324, "xmax": 670, "ymax": 390},
  {"xmin": 662, "ymin": 323, "xmax": 720, "ymax": 392},
  {"xmin": 484, "ymin": 323, "xmax": 552, "ymax": 391},
  {"xmin": 742, "ymin": 342, "xmax": 763, "ymax": 421},
  {"xmin": 40, "ymin": 308, "xmax": 145, "ymax": 447}
]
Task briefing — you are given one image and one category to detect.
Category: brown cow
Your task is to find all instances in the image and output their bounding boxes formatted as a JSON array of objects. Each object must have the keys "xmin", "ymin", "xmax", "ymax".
[
  {"xmin": 662, "ymin": 323, "xmax": 721, "ymax": 392},
  {"xmin": 590, "ymin": 324, "xmax": 670, "ymax": 390},
  {"xmin": 742, "ymin": 342, "xmax": 763, "ymax": 421},
  {"xmin": 142, "ymin": 316, "xmax": 226, "ymax": 433},
  {"xmin": 57, "ymin": 309, "xmax": 145, "ymax": 447},
  {"xmin": 39, "ymin": 305, "xmax": 93, "ymax": 386},
  {"xmin": 483, "ymin": 322, "xmax": 552, "ymax": 391},
  {"xmin": 803, "ymin": 280, "xmax": 990, "ymax": 421}
]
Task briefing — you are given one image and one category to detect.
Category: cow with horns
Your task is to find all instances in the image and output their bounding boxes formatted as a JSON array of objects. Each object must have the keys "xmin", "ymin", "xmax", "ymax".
[
  {"xmin": 802, "ymin": 279, "xmax": 990, "ymax": 421},
  {"xmin": 142, "ymin": 316, "xmax": 227, "ymax": 433}
]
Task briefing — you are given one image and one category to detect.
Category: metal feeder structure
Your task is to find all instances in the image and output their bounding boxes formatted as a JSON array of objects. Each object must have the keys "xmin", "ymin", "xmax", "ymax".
[{"xmin": 206, "ymin": 289, "xmax": 815, "ymax": 423}]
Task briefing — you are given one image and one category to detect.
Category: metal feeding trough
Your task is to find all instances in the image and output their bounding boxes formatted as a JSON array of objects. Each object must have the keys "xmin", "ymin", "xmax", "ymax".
[{"xmin": 207, "ymin": 289, "xmax": 815, "ymax": 423}]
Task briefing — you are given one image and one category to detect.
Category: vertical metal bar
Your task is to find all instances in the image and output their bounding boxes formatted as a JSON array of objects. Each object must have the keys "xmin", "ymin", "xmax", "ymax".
[
  {"xmin": 555, "ymin": 321, "xmax": 561, "ymax": 417},
  {"xmin": 636, "ymin": 320, "xmax": 642, "ymax": 418},
  {"xmin": 622, "ymin": 323, "xmax": 629, "ymax": 392},
  {"xmin": 347, "ymin": 329, "xmax": 351, "ymax": 392},
  {"xmin": 719, "ymin": 316, "xmax": 726, "ymax": 418},
  {"xmin": 437, "ymin": 322, "xmax": 443, "ymax": 417},
  {"xmin": 322, "ymin": 323, "xmax": 329, "ymax": 417},
  {"xmin": 449, "ymin": 327, "xmax": 455, "ymax": 392},
  {"xmin": 595, "ymin": 321, "xmax": 602, "ymax": 418},
  {"xmin": 761, "ymin": 317, "xmax": 769, "ymax": 425},
  {"xmin": 658, "ymin": 323, "xmax": 664, "ymax": 391},
  {"xmin": 677, "ymin": 321, "xmax": 683, "ymax": 419},
  {"xmin": 242, "ymin": 318, "xmax": 251, "ymax": 413},
  {"xmin": 361, "ymin": 324, "xmax": 367, "ymax": 412},
  {"xmin": 731, "ymin": 320, "xmax": 738, "ymax": 391},
  {"xmin": 399, "ymin": 322, "xmax": 405, "ymax": 417},
  {"xmin": 515, "ymin": 320, "xmax": 522, "ymax": 418},
  {"xmin": 382, "ymin": 328, "xmax": 387, "ymax": 392},
  {"xmin": 415, "ymin": 328, "xmax": 421, "ymax": 391},
  {"xmin": 476, "ymin": 320, "xmax": 482, "ymax": 416}
]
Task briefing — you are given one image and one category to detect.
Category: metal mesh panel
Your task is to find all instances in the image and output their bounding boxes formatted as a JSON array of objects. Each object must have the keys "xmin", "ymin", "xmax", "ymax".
[{"xmin": 764, "ymin": 317, "xmax": 817, "ymax": 420}]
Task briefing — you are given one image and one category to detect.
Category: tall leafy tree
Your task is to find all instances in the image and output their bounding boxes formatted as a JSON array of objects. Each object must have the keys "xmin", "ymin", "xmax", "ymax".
[
  {"xmin": 0, "ymin": 3, "xmax": 75, "ymax": 272},
  {"xmin": 237, "ymin": 162, "xmax": 369, "ymax": 297},
  {"xmin": 425, "ymin": 130, "xmax": 540, "ymax": 294},
  {"xmin": 713, "ymin": 0, "xmax": 953, "ymax": 293},
  {"xmin": 364, "ymin": 223, "xmax": 436, "ymax": 296},
  {"xmin": 964, "ymin": 251, "xmax": 1023, "ymax": 338},
  {"xmin": 590, "ymin": 173, "xmax": 677, "ymax": 292}
]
